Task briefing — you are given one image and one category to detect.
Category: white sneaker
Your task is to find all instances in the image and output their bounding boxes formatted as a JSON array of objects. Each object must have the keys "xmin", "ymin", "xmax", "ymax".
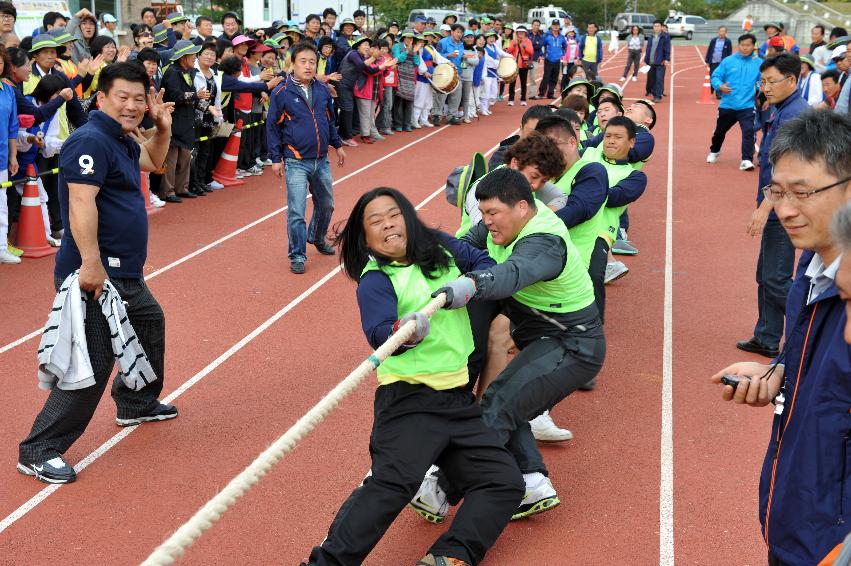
[
  {"xmin": 46, "ymin": 237, "xmax": 61, "ymax": 248},
  {"xmin": 739, "ymin": 160, "xmax": 755, "ymax": 171},
  {"xmin": 0, "ymin": 248, "xmax": 21, "ymax": 263},
  {"xmin": 236, "ymin": 169, "xmax": 248, "ymax": 178},
  {"xmin": 255, "ymin": 157, "xmax": 264, "ymax": 167},
  {"xmin": 604, "ymin": 260, "xmax": 629, "ymax": 284},
  {"xmin": 706, "ymin": 152, "xmax": 719, "ymax": 164},
  {"xmin": 512, "ymin": 472, "xmax": 560, "ymax": 520},
  {"xmin": 619, "ymin": 76, "xmax": 626, "ymax": 82},
  {"xmin": 408, "ymin": 465, "xmax": 448, "ymax": 524},
  {"xmin": 530, "ymin": 411, "xmax": 573, "ymax": 442},
  {"xmin": 631, "ymin": 76, "xmax": 637, "ymax": 82},
  {"xmin": 150, "ymin": 193, "xmax": 166, "ymax": 207},
  {"xmin": 463, "ymin": 117, "xmax": 471, "ymax": 123},
  {"xmin": 207, "ymin": 180, "xmax": 225, "ymax": 191},
  {"xmin": 508, "ymin": 101, "xmax": 514, "ymax": 106},
  {"xmin": 421, "ymin": 121, "xmax": 434, "ymax": 128},
  {"xmin": 411, "ymin": 122, "xmax": 422, "ymax": 129},
  {"xmin": 521, "ymin": 101, "xmax": 527, "ymax": 106},
  {"xmin": 263, "ymin": 159, "xmax": 273, "ymax": 166}
]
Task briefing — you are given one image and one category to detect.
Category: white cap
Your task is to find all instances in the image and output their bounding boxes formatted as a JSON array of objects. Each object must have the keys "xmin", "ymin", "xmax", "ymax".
[
  {"xmin": 832, "ymin": 44, "xmax": 847, "ymax": 60},
  {"xmin": 439, "ymin": 23, "xmax": 452, "ymax": 32}
]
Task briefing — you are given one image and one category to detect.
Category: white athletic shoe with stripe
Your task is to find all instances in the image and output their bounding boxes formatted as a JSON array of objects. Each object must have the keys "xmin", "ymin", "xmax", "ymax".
[
  {"xmin": 512, "ymin": 472, "xmax": 560, "ymax": 520},
  {"xmin": 530, "ymin": 411, "xmax": 573, "ymax": 442},
  {"xmin": 409, "ymin": 465, "xmax": 449, "ymax": 524}
]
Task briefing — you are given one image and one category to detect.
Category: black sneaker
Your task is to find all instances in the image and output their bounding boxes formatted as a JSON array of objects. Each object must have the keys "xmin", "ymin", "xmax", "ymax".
[
  {"xmin": 309, "ymin": 240, "xmax": 336, "ymax": 256},
  {"xmin": 736, "ymin": 338, "xmax": 779, "ymax": 358},
  {"xmin": 115, "ymin": 402, "xmax": 178, "ymax": 427},
  {"xmin": 290, "ymin": 261, "xmax": 306, "ymax": 274},
  {"xmin": 17, "ymin": 455, "xmax": 77, "ymax": 484}
]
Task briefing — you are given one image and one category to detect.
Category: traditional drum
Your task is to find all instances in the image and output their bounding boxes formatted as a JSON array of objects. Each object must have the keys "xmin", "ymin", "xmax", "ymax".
[
  {"xmin": 497, "ymin": 57, "xmax": 519, "ymax": 83},
  {"xmin": 431, "ymin": 63, "xmax": 460, "ymax": 94}
]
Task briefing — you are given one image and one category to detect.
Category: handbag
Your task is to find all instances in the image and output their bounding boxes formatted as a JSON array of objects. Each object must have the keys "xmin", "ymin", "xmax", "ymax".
[{"xmin": 213, "ymin": 121, "xmax": 235, "ymax": 138}]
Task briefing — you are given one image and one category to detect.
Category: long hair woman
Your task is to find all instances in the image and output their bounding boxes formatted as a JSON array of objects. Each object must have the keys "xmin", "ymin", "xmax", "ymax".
[
  {"xmin": 302, "ymin": 188, "xmax": 523, "ymax": 566},
  {"xmin": 0, "ymin": 44, "xmax": 19, "ymax": 263},
  {"xmin": 621, "ymin": 25, "xmax": 644, "ymax": 82}
]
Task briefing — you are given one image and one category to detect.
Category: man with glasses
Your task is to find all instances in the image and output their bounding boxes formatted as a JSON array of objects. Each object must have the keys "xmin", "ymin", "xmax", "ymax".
[
  {"xmin": 711, "ymin": 110, "xmax": 851, "ymax": 566},
  {"xmin": 737, "ymin": 53, "xmax": 809, "ymax": 358},
  {"xmin": 0, "ymin": 1, "xmax": 15, "ymax": 34}
]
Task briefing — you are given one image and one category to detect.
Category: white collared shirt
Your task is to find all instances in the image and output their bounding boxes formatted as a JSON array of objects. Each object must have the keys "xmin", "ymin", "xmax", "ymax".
[{"xmin": 805, "ymin": 253, "xmax": 842, "ymax": 305}]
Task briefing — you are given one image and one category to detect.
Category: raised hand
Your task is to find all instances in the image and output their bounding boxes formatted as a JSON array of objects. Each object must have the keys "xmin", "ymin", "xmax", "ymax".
[{"xmin": 147, "ymin": 87, "xmax": 174, "ymax": 132}]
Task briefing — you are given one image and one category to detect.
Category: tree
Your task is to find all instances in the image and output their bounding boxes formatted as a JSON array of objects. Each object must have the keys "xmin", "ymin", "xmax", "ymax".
[{"xmin": 467, "ymin": 0, "xmax": 503, "ymax": 14}]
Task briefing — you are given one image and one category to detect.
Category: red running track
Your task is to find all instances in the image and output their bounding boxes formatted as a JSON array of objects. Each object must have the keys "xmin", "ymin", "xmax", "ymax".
[{"xmin": 0, "ymin": 46, "xmax": 774, "ymax": 565}]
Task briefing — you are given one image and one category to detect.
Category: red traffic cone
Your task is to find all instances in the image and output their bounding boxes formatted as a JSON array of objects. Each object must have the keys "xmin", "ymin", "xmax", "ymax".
[
  {"xmin": 140, "ymin": 171, "xmax": 161, "ymax": 216},
  {"xmin": 698, "ymin": 69, "xmax": 715, "ymax": 104},
  {"xmin": 212, "ymin": 119, "xmax": 245, "ymax": 187},
  {"xmin": 15, "ymin": 164, "xmax": 57, "ymax": 258}
]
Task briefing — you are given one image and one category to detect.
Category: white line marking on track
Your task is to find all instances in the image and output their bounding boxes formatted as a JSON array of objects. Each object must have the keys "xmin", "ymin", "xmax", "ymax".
[
  {"xmin": 0, "ymin": 136, "xmax": 512, "ymax": 536},
  {"xmin": 0, "ymin": 125, "xmax": 455, "ymax": 357},
  {"xmin": 658, "ymin": 46, "xmax": 707, "ymax": 566}
]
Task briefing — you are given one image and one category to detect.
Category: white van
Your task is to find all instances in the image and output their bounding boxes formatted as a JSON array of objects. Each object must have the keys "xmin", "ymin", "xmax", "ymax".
[
  {"xmin": 664, "ymin": 14, "xmax": 706, "ymax": 40},
  {"xmin": 407, "ymin": 9, "xmax": 465, "ymax": 25},
  {"xmin": 527, "ymin": 5, "xmax": 569, "ymax": 24}
]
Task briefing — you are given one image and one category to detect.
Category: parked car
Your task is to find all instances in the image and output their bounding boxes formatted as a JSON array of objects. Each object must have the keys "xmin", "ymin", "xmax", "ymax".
[
  {"xmin": 407, "ymin": 9, "xmax": 466, "ymax": 25},
  {"xmin": 664, "ymin": 14, "xmax": 705, "ymax": 40},
  {"xmin": 527, "ymin": 5, "xmax": 569, "ymax": 23},
  {"xmin": 613, "ymin": 12, "xmax": 656, "ymax": 38}
]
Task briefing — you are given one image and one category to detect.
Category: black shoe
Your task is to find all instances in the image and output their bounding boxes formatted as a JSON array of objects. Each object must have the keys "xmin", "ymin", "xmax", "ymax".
[
  {"xmin": 290, "ymin": 261, "xmax": 305, "ymax": 274},
  {"xmin": 735, "ymin": 338, "xmax": 779, "ymax": 358},
  {"xmin": 309, "ymin": 239, "xmax": 336, "ymax": 256},
  {"xmin": 449, "ymin": 118, "xmax": 461, "ymax": 125},
  {"xmin": 165, "ymin": 195, "xmax": 183, "ymax": 203},
  {"xmin": 115, "ymin": 402, "xmax": 179, "ymax": 427},
  {"xmin": 530, "ymin": 95, "xmax": 542, "ymax": 100},
  {"xmin": 17, "ymin": 455, "xmax": 77, "ymax": 484},
  {"xmin": 578, "ymin": 377, "xmax": 597, "ymax": 391},
  {"xmin": 177, "ymin": 192, "xmax": 197, "ymax": 199},
  {"xmin": 652, "ymin": 97, "xmax": 662, "ymax": 103},
  {"xmin": 189, "ymin": 188, "xmax": 207, "ymax": 196}
]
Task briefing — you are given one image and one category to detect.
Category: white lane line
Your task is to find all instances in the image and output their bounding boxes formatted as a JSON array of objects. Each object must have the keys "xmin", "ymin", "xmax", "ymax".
[
  {"xmin": 0, "ymin": 125, "xmax": 455, "ymax": 357},
  {"xmin": 0, "ymin": 137, "xmax": 511, "ymax": 537},
  {"xmin": 660, "ymin": 46, "xmax": 677, "ymax": 566}
]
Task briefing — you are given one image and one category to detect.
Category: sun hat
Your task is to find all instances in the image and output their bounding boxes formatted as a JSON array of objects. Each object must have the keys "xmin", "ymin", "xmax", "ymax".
[{"xmin": 169, "ymin": 39, "xmax": 202, "ymax": 61}]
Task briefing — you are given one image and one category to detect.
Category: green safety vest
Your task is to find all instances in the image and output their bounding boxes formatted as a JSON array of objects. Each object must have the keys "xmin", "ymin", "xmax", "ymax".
[
  {"xmin": 554, "ymin": 158, "xmax": 608, "ymax": 268},
  {"xmin": 361, "ymin": 254, "xmax": 472, "ymax": 390},
  {"xmin": 487, "ymin": 205, "xmax": 595, "ymax": 313},
  {"xmin": 583, "ymin": 145, "xmax": 635, "ymax": 243},
  {"xmin": 456, "ymin": 164, "xmax": 504, "ymax": 238}
]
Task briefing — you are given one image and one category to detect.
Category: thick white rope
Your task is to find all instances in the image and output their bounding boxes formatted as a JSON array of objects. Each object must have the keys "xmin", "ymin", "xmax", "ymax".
[{"xmin": 140, "ymin": 293, "xmax": 447, "ymax": 566}]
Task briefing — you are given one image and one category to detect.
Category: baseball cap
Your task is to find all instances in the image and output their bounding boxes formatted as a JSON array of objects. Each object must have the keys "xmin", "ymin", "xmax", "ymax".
[
  {"xmin": 439, "ymin": 24, "xmax": 451, "ymax": 32},
  {"xmin": 515, "ymin": 25, "xmax": 528, "ymax": 34},
  {"xmin": 426, "ymin": 17, "xmax": 436, "ymax": 24},
  {"xmin": 414, "ymin": 15, "xmax": 427, "ymax": 23},
  {"xmin": 551, "ymin": 19, "xmax": 561, "ymax": 26},
  {"xmin": 767, "ymin": 36, "xmax": 785, "ymax": 48},
  {"xmin": 102, "ymin": 13, "xmax": 117, "ymax": 23},
  {"xmin": 832, "ymin": 44, "xmax": 848, "ymax": 60}
]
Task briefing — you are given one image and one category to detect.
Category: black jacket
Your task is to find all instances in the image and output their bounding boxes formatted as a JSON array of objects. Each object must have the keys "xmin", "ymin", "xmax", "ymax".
[
  {"xmin": 162, "ymin": 64, "xmax": 199, "ymax": 149},
  {"xmin": 704, "ymin": 37, "xmax": 732, "ymax": 65}
]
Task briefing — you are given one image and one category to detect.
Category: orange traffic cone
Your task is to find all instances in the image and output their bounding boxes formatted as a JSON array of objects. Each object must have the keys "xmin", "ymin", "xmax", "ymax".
[
  {"xmin": 698, "ymin": 69, "xmax": 715, "ymax": 104},
  {"xmin": 15, "ymin": 164, "xmax": 57, "ymax": 258},
  {"xmin": 140, "ymin": 171, "xmax": 161, "ymax": 216},
  {"xmin": 212, "ymin": 119, "xmax": 245, "ymax": 187}
]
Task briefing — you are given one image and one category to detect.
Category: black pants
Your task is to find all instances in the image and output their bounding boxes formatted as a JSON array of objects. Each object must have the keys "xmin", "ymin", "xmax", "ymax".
[
  {"xmin": 36, "ymin": 154, "xmax": 61, "ymax": 233},
  {"xmin": 194, "ymin": 138, "xmax": 213, "ymax": 187},
  {"xmin": 753, "ymin": 218, "xmax": 795, "ymax": 348},
  {"xmin": 19, "ymin": 277, "xmax": 166, "ymax": 463},
  {"xmin": 589, "ymin": 237, "xmax": 609, "ymax": 323},
  {"xmin": 480, "ymin": 323, "xmax": 605, "ymax": 476},
  {"xmin": 236, "ymin": 110, "xmax": 254, "ymax": 170},
  {"xmin": 708, "ymin": 62, "xmax": 721, "ymax": 93},
  {"xmin": 767, "ymin": 552, "xmax": 792, "ymax": 566},
  {"xmin": 393, "ymin": 96, "xmax": 413, "ymax": 130},
  {"xmin": 308, "ymin": 382, "xmax": 523, "ymax": 566},
  {"xmin": 581, "ymin": 60, "xmax": 599, "ymax": 81},
  {"xmin": 650, "ymin": 64, "xmax": 666, "ymax": 98},
  {"xmin": 508, "ymin": 68, "xmax": 530, "ymax": 102},
  {"xmin": 710, "ymin": 107, "xmax": 756, "ymax": 161},
  {"xmin": 538, "ymin": 60, "xmax": 560, "ymax": 98},
  {"xmin": 560, "ymin": 63, "xmax": 575, "ymax": 95},
  {"xmin": 645, "ymin": 65, "xmax": 655, "ymax": 96},
  {"xmin": 337, "ymin": 85, "xmax": 355, "ymax": 140},
  {"xmin": 623, "ymin": 50, "xmax": 642, "ymax": 78}
]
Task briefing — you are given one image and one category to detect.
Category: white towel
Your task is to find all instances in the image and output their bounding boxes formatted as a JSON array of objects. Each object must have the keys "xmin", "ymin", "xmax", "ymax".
[{"xmin": 36, "ymin": 272, "xmax": 157, "ymax": 392}]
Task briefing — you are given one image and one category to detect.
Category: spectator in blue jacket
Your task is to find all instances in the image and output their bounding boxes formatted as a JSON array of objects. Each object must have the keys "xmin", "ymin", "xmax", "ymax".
[
  {"xmin": 740, "ymin": 54, "xmax": 810, "ymax": 359},
  {"xmin": 533, "ymin": 19, "xmax": 566, "ymax": 99},
  {"xmin": 707, "ymin": 33, "xmax": 762, "ymax": 171},
  {"xmin": 712, "ymin": 109, "xmax": 851, "ymax": 566},
  {"xmin": 644, "ymin": 20, "xmax": 670, "ymax": 102},
  {"xmin": 267, "ymin": 42, "xmax": 346, "ymax": 275},
  {"xmin": 705, "ymin": 26, "xmax": 733, "ymax": 95}
]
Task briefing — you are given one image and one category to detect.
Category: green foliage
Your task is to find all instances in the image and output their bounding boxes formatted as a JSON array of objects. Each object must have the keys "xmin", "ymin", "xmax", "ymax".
[
  {"xmin": 197, "ymin": 1, "xmax": 244, "ymax": 22},
  {"xmin": 467, "ymin": 0, "xmax": 504, "ymax": 14},
  {"xmin": 371, "ymin": 0, "xmax": 429, "ymax": 25}
]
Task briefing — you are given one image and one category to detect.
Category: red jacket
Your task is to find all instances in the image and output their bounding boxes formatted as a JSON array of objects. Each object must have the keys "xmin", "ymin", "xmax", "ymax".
[{"xmin": 507, "ymin": 38, "xmax": 534, "ymax": 69}]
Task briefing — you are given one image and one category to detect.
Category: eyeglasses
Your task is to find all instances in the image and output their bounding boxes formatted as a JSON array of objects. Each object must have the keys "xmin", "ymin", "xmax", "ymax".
[
  {"xmin": 758, "ymin": 75, "xmax": 792, "ymax": 88},
  {"xmin": 762, "ymin": 176, "xmax": 851, "ymax": 203},
  {"xmin": 0, "ymin": 14, "xmax": 14, "ymax": 20}
]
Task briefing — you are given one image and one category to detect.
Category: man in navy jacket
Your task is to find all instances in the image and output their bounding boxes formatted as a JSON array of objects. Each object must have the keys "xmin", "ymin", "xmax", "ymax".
[
  {"xmin": 644, "ymin": 20, "xmax": 670, "ymax": 102},
  {"xmin": 712, "ymin": 110, "xmax": 851, "ymax": 566},
  {"xmin": 267, "ymin": 42, "xmax": 346, "ymax": 275},
  {"xmin": 704, "ymin": 26, "xmax": 733, "ymax": 95}
]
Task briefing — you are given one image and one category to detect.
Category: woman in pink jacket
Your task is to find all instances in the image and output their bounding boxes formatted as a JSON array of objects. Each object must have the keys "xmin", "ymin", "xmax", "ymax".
[{"xmin": 505, "ymin": 25, "xmax": 534, "ymax": 106}]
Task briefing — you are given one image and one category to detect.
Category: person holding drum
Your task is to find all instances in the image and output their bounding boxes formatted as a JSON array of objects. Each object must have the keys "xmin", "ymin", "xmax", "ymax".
[
  {"xmin": 505, "ymin": 25, "xmax": 533, "ymax": 106},
  {"xmin": 436, "ymin": 23, "xmax": 465, "ymax": 125},
  {"xmin": 413, "ymin": 33, "xmax": 441, "ymax": 128},
  {"xmin": 481, "ymin": 30, "xmax": 510, "ymax": 116},
  {"xmin": 459, "ymin": 31, "xmax": 480, "ymax": 123}
]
